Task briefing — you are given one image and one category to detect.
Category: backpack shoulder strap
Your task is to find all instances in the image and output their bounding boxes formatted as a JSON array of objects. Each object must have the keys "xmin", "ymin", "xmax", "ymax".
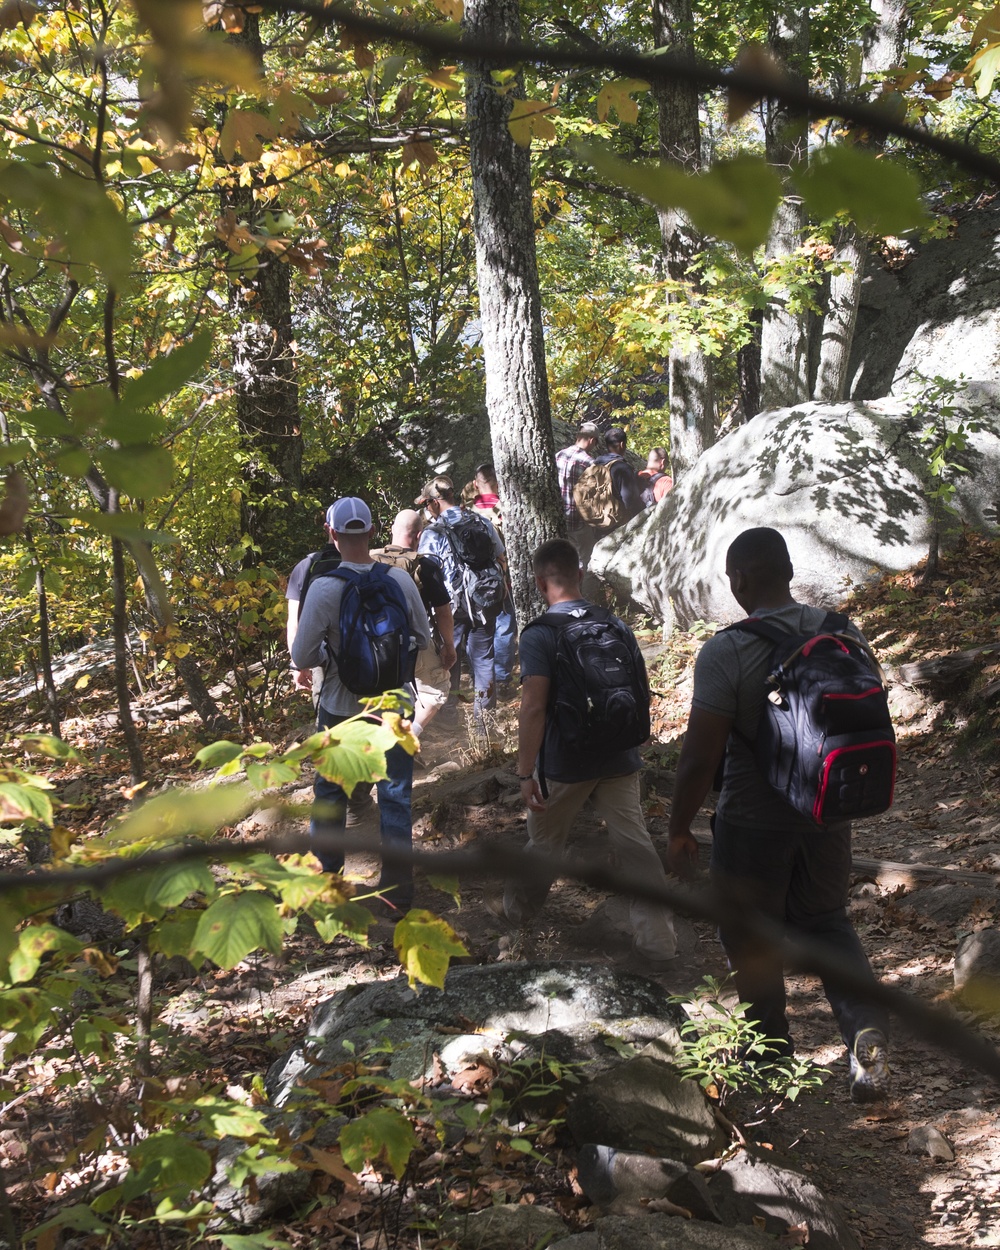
[{"xmin": 722, "ymin": 616, "xmax": 789, "ymax": 645}]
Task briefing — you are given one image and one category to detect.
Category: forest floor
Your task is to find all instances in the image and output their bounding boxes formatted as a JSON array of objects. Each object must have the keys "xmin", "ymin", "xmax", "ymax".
[{"xmin": 3, "ymin": 530, "xmax": 1000, "ymax": 1248}]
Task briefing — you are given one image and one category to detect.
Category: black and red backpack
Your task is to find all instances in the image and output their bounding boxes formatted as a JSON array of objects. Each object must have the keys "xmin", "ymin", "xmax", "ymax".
[{"xmin": 725, "ymin": 611, "xmax": 896, "ymax": 826}]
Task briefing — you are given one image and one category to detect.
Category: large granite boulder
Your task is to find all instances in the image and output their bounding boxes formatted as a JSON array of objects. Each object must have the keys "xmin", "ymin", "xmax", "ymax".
[
  {"xmin": 266, "ymin": 962, "xmax": 688, "ymax": 1107},
  {"xmin": 591, "ymin": 398, "xmax": 1000, "ymax": 630},
  {"xmin": 848, "ymin": 204, "xmax": 1000, "ymax": 399}
]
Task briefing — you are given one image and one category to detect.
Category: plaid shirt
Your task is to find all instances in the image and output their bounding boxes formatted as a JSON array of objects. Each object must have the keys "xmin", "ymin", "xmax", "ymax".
[{"xmin": 555, "ymin": 444, "xmax": 594, "ymax": 530}]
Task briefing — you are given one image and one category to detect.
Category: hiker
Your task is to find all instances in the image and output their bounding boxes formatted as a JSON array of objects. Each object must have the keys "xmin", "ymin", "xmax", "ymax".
[
  {"xmin": 666, "ymin": 526, "xmax": 891, "ymax": 1103},
  {"xmin": 416, "ymin": 476, "xmax": 506, "ymax": 735},
  {"xmin": 638, "ymin": 446, "xmax": 673, "ymax": 506},
  {"xmin": 503, "ymin": 538, "xmax": 677, "ymax": 964},
  {"xmin": 372, "ymin": 509, "xmax": 456, "ymax": 736},
  {"xmin": 468, "ymin": 463, "xmax": 517, "ymax": 693},
  {"xmin": 584, "ymin": 426, "xmax": 644, "ymax": 530},
  {"xmin": 291, "ymin": 497, "xmax": 431, "ymax": 914},
  {"xmin": 555, "ymin": 421, "xmax": 601, "ymax": 569},
  {"xmin": 286, "ymin": 510, "xmax": 343, "ymax": 701}
]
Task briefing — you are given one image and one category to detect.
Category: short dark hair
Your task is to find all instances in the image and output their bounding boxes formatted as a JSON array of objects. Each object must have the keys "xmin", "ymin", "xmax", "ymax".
[
  {"xmin": 474, "ymin": 462, "xmax": 497, "ymax": 484},
  {"xmin": 532, "ymin": 538, "xmax": 581, "ymax": 583},
  {"xmin": 726, "ymin": 527, "xmax": 793, "ymax": 582},
  {"xmin": 650, "ymin": 446, "xmax": 667, "ymax": 461},
  {"xmin": 606, "ymin": 426, "xmax": 627, "ymax": 450}
]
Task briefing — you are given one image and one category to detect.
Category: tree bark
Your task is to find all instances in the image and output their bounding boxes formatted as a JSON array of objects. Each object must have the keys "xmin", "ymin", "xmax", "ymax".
[
  {"xmin": 464, "ymin": 0, "xmax": 563, "ymax": 622},
  {"xmin": 227, "ymin": 16, "xmax": 303, "ymax": 569},
  {"xmin": 111, "ymin": 525, "xmax": 144, "ymax": 783},
  {"xmin": 652, "ymin": 0, "xmax": 714, "ymax": 476},
  {"xmin": 759, "ymin": 6, "xmax": 811, "ymax": 412},
  {"xmin": 814, "ymin": 0, "xmax": 909, "ymax": 400}
]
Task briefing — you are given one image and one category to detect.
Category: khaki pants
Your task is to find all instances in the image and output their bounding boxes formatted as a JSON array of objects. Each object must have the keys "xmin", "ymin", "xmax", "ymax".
[{"xmin": 503, "ymin": 772, "xmax": 676, "ymax": 959}]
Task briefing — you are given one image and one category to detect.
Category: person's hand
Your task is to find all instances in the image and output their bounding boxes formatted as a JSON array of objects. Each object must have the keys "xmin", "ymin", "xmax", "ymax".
[
  {"xmin": 293, "ymin": 668, "xmax": 313, "ymax": 692},
  {"xmin": 439, "ymin": 642, "xmax": 457, "ymax": 672},
  {"xmin": 666, "ymin": 829, "xmax": 699, "ymax": 879},
  {"xmin": 519, "ymin": 776, "xmax": 545, "ymax": 811}
]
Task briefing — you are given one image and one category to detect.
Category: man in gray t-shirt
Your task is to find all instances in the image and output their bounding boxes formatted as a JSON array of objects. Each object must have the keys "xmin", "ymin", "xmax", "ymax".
[{"xmin": 667, "ymin": 527, "xmax": 891, "ymax": 1105}]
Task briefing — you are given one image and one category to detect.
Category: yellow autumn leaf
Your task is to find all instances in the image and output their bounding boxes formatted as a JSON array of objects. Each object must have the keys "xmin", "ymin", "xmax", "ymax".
[
  {"xmin": 424, "ymin": 66, "xmax": 462, "ymax": 93},
  {"xmin": 74, "ymin": 673, "xmax": 91, "ymax": 690},
  {"xmin": 432, "ymin": 0, "xmax": 462, "ymax": 18},
  {"xmin": 507, "ymin": 99, "xmax": 559, "ymax": 148},
  {"xmin": 596, "ymin": 78, "xmax": 650, "ymax": 125},
  {"xmin": 219, "ymin": 109, "xmax": 278, "ymax": 162}
]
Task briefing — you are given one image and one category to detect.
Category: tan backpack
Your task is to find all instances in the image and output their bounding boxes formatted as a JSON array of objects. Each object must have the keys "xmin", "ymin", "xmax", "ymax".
[
  {"xmin": 371, "ymin": 545, "xmax": 423, "ymax": 592},
  {"xmin": 573, "ymin": 460, "xmax": 628, "ymax": 531}
]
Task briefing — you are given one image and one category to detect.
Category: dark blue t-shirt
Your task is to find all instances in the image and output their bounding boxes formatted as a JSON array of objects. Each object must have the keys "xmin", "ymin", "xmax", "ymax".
[{"xmin": 520, "ymin": 598, "xmax": 644, "ymax": 783}]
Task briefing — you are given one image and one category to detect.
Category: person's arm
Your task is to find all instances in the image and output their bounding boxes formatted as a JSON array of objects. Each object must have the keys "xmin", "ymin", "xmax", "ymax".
[
  {"xmin": 666, "ymin": 705, "xmax": 733, "ymax": 878},
  {"xmin": 286, "ymin": 597, "xmax": 314, "ymax": 691},
  {"xmin": 517, "ymin": 674, "xmax": 550, "ymax": 812},
  {"xmin": 434, "ymin": 602, "xmax": 457, "ymax": 671},
  {"xmin": 616, "ymin": 462, "xmax": 645, "ymax": 518}
]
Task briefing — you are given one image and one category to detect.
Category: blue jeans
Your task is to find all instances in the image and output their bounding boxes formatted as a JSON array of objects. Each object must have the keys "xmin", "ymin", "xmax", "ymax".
[
  {"xmin": 711, "ymin": 816, "xmax": 887, "ymax": 1052},
  {"xmin": 494, "ymin": 595, "xmax": 517, "ymax": 684},
  {"xmin": 452, "ymin": 615, "xmax": 497, "ymax": 729},
  {"xmin": 310, "ymin": 708, "xmax": 413, "ymax": 910}
]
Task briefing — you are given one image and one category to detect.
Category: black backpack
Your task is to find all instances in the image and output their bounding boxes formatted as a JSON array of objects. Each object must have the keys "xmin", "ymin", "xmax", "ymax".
[
  {"xmin": 528, "ymin": 607, "xmax": 650, "ymax": 752},
  {"xmin": 725, "ymin": 612, "xmax": 896, "ymax": 826},
  {"xmin": 326, "ymin": 564, "xmax": 416, "ymax": 698},
  {"xmin": 297, "ymin": 544, "xmax": 342, "ymax": 613},
  {"xmin": 640, "ymin": 472, "xmax": 667, "ymax": 508},
  {"xmin": 437, "ymin": 512, "xmax": 506, "ymax": 625}
]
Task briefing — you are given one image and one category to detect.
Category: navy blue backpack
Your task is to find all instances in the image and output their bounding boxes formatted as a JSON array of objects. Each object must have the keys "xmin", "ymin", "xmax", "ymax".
[{"xmin": 328, "ymin": 565, "xmax": 415, "ymax": 698}]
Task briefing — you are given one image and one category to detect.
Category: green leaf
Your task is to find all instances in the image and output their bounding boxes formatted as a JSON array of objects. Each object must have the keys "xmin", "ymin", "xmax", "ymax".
[
  {"xmin": 425, "ymin": 874, "xmax": 461, "ymax": 905},
  {"xmin": 0, "ymin": 440, "xmax": 29, "ymax": 466},
  {"xmin": 9, "ymin": 923, "xmax": 81, "ymax": 984},
  {"xmin": 55, "ymin": 448, "xmax": 93, "ymax": 477},
  {"xmin": 26, "ymin": 1204, "xmax": 112, "ymax": 1243},
  {"xmin": 124, "ymin": 332, "xmax": 213, "ymax": 410},
  {"xmin": 104, "ymin": 784, "xmax": 255, "ymax": 844},
  {"xmin": 193, "ymin": 892, "xmax": 283, "ymax": 969},
  {"xmin": 21, "ymin": 733, "xmax": 88, "ymax": 762},
  {"xmin": 312, "ymin": 718, "xmax": 396, "ymax": 794},
  {"xmin": 577, "ymin": 145, "xmax": 782, "ymax": 252},
  {"xmin": 245, "ymin": 761, "xmax": 299, "ymax": 790},
  {"xmin": 18, "ymin": 407, "xmax": 72, "ymax": 438},
  {"xmin": 792, "ymin": 146, "xmax": 927, "ymax": 234},
  {"xmin": 0, "ymin": 162, "xmax": 133, "ymax": 286},
  {"xmin": 314, "ymin": 901, "xmax": 373, "ymax": 944},
  {"xmin": 146, "ymin": 909, "xmax": 202, "ymax": 959},
  {"xmin": 338, "ymin": 1107, "xmax": 418, "ymax": 1178},
  {"xmin": 96, "ymin": 445, "xmax": 175, "ymax": 499},
  {"xmin": 0, "ymin": 782, "xmax": 53, "ymax": 826},
  {"xmin": 144, "ymin": 861, "xmax": 216, "ymax": 909},
  {"xmin": 128, "ymin": 1130, "xmax": 213, "ymax": 1193},
  {"xmin": 393, "ymin": 909, "xmax": 467, "ymax": 989},
  {"xmin": 194, "ymin": 740, "xmax": 245, "ymax": 769}
]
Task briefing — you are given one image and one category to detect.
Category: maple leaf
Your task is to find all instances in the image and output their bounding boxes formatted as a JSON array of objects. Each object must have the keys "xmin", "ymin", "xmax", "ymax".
[
  {"xmin": 508, "ymin": 99, "xmax": 559, "ymax": 148},
  {"xmin": 596, "ymin": 78, "xmax": 650, "ymax": 125},
  {"xmin": 219, "ymin": 110, "xmax": 279, "ymax": 162}
]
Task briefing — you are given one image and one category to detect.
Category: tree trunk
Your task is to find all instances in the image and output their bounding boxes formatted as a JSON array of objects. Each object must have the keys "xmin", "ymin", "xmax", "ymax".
[
  {"xmin": 110, "ymin": 525, "xmax": 144, "ymax": 783},
  {"xmin": 814, "ymin": 0, "xmax": 909, "ymax": 400},
  {"xmin": 464, "ymin": 0, "xmax": 563, "ymax": 622},
  {"xmin": 652, "ymin": 0, "xmax": 714, "ymax": 476},
  {"xmin": 227, "ymin": 16, "xmax": 303, "ymax": 569},
  {"xmin": 759, "ymin": 6, "xmax": 810, "ymax": 412}
]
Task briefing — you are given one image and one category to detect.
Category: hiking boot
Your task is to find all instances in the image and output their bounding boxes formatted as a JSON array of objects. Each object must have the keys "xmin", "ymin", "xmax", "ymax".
[{"xmin": 849, "ymin": 1028, "xmax": 891, "ymax": 1104}]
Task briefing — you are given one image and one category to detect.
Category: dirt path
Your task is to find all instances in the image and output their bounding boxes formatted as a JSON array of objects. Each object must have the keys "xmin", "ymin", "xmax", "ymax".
[{"xmin": 184, "ymin": 706, "xmax": 1000, "ymax": 1250}]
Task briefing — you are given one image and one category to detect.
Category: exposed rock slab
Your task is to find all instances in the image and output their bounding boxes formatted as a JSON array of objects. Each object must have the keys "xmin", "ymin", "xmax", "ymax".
[
  {"xmin": 552, "ymin": 1215, "xmax": 779, "ymax": 1249},
  {"xmin": 954, "ymin": 928, "xmax": 1000, "ymax": 1015},
  {"xmin": 591, "ymin": 399, "xmax": 1000, "ymax": 630},
  {"xmin": 266, "ymin": 962, "xmax": 688, "ymax": 1107},
  {"xmin": 565, "ymin": 1056, "xmax": 726, "ymax": 1163}
]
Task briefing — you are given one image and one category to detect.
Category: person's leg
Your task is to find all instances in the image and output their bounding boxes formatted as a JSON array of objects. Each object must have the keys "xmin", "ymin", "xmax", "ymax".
[
  {"xmin": 412, "ymin": 646, "xmax": 450, "ymax": 734},
  {"xmin": 374, "ymin": 740, "xmax": 415, "ymax": 912},
  {"xmin": 464, "ymin": 620, "xmax": 496, "ymax": 732},
  {"xmin": 591, "ymin": 773, "xmax": 676, "ymax": 959},
  {"xmin": 503, "ymin": 778, "xmax": 594, "ymax": 924},
  {"xmin": 310, "ymin": 708, "xmax": 348, "ymax": 874},
  {"xmin": 786, "ymin": 824, "xmax": 889, "ymax": 1047},
  {"xmin": 494, "ymin": 595, "xmax": 517, "ymax": 686},
  {"xmin": 710, "ymin": 817, "xmax": 798, "ymax": 1050}
]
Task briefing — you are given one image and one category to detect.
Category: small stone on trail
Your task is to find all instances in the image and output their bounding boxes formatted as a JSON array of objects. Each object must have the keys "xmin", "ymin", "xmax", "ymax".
[{"xmin": 906, "ymin": 1125, "xmax": 956, "ymax": 1161}]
